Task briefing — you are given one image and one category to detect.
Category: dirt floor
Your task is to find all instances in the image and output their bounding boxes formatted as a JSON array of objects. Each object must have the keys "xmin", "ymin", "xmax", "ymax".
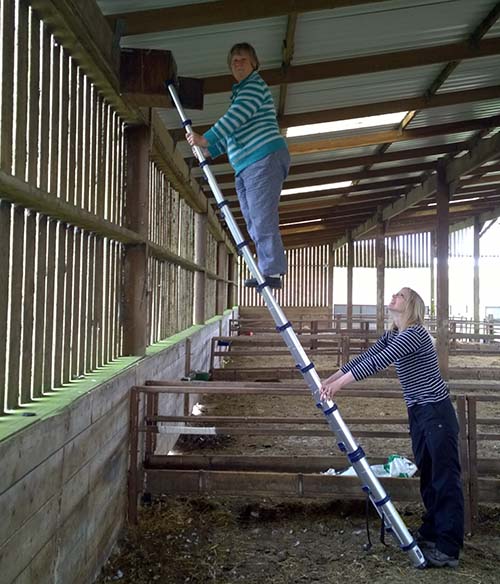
[{"xmin": 95, "ymin": 353, "xmax": 500, "ymax": 584}]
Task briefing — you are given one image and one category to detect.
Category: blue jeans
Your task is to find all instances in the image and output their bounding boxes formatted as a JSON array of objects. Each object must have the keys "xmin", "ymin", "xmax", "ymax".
[
  {"xmin": 408, "ymin": 398, "xmax": 464, "ymax": 557},
  {"xmin": 235, "ymin": 148, "xmax": 290, "ymax": 276}
]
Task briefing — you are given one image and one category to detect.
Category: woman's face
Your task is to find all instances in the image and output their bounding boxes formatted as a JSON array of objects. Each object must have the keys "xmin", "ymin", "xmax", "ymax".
[
  {"xmin": 388, "ymin": 288, "xmax": 408, "ymax": 313},
  {"xmin": 230, "ymin": 51, "xmax": 255, "ymax": 82}
]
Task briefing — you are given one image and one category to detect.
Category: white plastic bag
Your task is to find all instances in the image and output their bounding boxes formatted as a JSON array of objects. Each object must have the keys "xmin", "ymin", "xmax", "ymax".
[{"xmin": 384, "ymin": 454, "xmax": 417, "ymax": 478}]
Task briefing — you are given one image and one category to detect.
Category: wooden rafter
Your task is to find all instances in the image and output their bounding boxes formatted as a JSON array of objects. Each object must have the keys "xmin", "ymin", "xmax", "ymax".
[
  {"xmin": 277, "ymin": 13, "xmax": 298, "ymax": 121},
  {"xmin": 333, "ymin": 130, "xmax": 500, "ymax": 247}
]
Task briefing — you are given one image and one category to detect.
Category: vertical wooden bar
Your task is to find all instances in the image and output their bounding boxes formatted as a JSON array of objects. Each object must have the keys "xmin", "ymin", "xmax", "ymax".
[
  {"xmin": 27, "ymin": 6, "xmax": 41, "ymax": 185},
  {"xmin": 58, "ymin": 49, "xmax": 69, "ymax": 200},
  {"xmin": 145, "ymin": 392, "xmax": 154, "ymax": 460},
  {"xmin": 67, "ymin": 57, "xmax": 78, "ymax": 205},
  {"xmin": 436, "ymin": 163, "xmax": 450, "ymax": 379},
  {"xmin": 216, "ymin": 242, "xmax": 227, "ymax": 315},
  {"xmin": 38, "ymin": 22, "xmax": 51, "ymax": 191},
  {"xmin": 107, "ymin": 240, "xmax": 115, "ymax": 361},
  {"xmin": 74, "ymin": 68, "xmax": 85, "ymax": 209},
  {"xmin": 79, "ymin": 231, "xmax": 89, "ymax": 375},
  {"xmin": 53, "ymin": 223, "xmax": 66, "ymax": 388},
  {"xmin": 63, "ymin": 227, "xmax": 74, "ymax": 384},
  {"xmin": 0, "ymin": 202, "xmax": 12, "ymax": 414},
  {"xmin": 71, "ymin": 228, "xmax": 82, "ymax": 378},
  {"xmin": 14, "ymin": 0, "xmax": 30, "ymax": 180},
  {"xmin": 456, "ymin": 396, "xmax": 471, "ymax": 535},
  {"xmin": 123, "ymin": 125, "xmax": 150, "ymax": 356},
  {"xmin": 7, "ymin": 206, "xmax": 25, "ymax": 409},
  {"xmin": 86, "ymin": 234, "xmax": 95, "ymax": 371},
  {"xmin": 20, "ymin": 211, "xmax": 36, "ymax": 402},
  {"xmin": 193, "ymin": 212, "xmax": 207, "ymax": 325},
  {"xmin": 430, "ymin": 230, "xmax": 436, "ymax": 318},
  {"xmin": 228, "ymin": 253, "xmax": 236, "ymax": 309},
  {"xmin": 467, "ymin": 396, "xmax": 478, "ymax": 533},
  {"xmin": 0, "ymin": 0, "xmax": 15, "ymax": 172},
  {"xmin": 376, "ymin": 216, "xmax": 385, "ymax": 334},
  {"xmin": 346, "ymin": 231, "xmax": 354, "ymax": 332},
  {"xmin": 328, "ymin": 244, "xmax": 334, "ymax": 321},
  {"xmin": 473, "ymin": 216, "xmax": 481, "ymax": 335},
  {"xmin": 128, "ymin": 387, "xmax": 140, "ymax": 524},
  {"xmin": 32, "ymin": 215, "xmax": 47, "ymax": 397},
  {"xmin": 49, "ymin": 39, "xmax": 60, "ymax": 196},
  {"xmin": 94, "ymin": 237, "xmax": 104, "ymax": 367}
]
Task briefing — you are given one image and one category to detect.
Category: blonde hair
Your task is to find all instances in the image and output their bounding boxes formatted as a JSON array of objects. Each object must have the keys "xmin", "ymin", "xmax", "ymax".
[
  {"xmin": 227, "ymin": 43, "xmax": 260, "ymax": 70},
  {"xmin": 392, "ymin": 287, "xmax": 426, "ymax": 331}
]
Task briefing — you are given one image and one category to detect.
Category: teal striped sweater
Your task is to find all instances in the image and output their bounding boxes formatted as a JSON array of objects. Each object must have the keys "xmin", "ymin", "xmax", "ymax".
[{"xmin": 203, "ymin": 71, "xmax": 287, "ymax": 175}]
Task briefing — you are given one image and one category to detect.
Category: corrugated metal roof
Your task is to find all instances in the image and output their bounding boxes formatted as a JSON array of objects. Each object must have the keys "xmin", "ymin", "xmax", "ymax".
[
  {"xmin": 284, "ymin": 65, "xmax": 443, "ymax": 114},
  {"xmin": 408, "ymin": 99, "xmax": 500, "ymax": 128},
  {"xmin": 438, "ymin": 54, "xmax": 500, "ymax": 92},
  {"xmin": 95, "ymin": 0, "xmax": 500, "ymax": 245},
  {"xmin": 120, "ymin": 17, "xmax": 286, "ymax": 77},
  {"xmin": 386, "ymin": 133, "xmax": 475, "ymax": 152},
  {"xmin": 293, "ymin": 0, "xmax": 498, "ymax": 64}
]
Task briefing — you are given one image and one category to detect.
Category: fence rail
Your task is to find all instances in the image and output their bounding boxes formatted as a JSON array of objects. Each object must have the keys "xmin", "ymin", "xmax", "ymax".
[{"xmin": 129, "ymin": 381, "xmax": 500, "ymax": 533}]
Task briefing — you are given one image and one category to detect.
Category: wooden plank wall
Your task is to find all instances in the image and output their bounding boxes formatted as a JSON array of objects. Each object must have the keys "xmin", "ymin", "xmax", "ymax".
[
  {"xmin": 0, "ymin": 316, "xmax": 231, "ymax": 584},
  {"xmin": 0, "ymin": 3, "xmax": 126, "ymax": 413},
  {"xmin": 239, "ymin": 244, "xmax": 330, "ymax": 307},
  {"xmin": 0, "ymin": 1, "xmax": 229, "ymax": 583}
]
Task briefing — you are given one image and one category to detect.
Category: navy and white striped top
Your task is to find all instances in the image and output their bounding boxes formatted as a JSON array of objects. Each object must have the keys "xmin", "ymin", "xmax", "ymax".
[
  {"xmin": 203, "ymin": 71, "xmax": 287, "ymax": 175},
  {"xmin": 340, "ymin": 324, "xmax": 449, "ymax": 408}
]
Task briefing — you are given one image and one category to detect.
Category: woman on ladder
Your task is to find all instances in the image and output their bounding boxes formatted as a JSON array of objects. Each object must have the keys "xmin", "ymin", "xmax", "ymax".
[{"xmin": 186, "ymin": 42, "xmax": 290, "ymax": 290}]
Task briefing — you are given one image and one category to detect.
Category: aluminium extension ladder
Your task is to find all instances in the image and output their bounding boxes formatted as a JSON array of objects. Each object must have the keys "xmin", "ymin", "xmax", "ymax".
[{"xmin": 166, "ymin": 80, "xmax": 426, "ymax": 569}]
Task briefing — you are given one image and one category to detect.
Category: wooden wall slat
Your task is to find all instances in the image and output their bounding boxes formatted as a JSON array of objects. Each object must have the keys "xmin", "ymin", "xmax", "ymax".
[
  {"xmin": 32, "ymin": 215, "xmax": 47, "ymax": 397},
  {"xmin": 37, "ymin": 22, "xmax": 51, "ymax": 192},
  {"xmin": 7, "ymin": 206, "xmax": 26, "ymax": 409},
  {"xmin": 27, "ymin": 6, "xmax": 41, "ymax": 185},
  {"xmin": 94, "ymin": 238, "xmax": 104, "ymax": 367},
  {"xmin": 21, "ymin": 211, "xmax": 36, "ymax": 403},
  {"xmin": 0, "ymin": 201, "xmax": 12, "ymax": 414},
  {"xmin": 63, "ymin": 227, "xmax": 74, "ymax": 384},
  {"xmin": 52, "ymin": 222, "xmax": 66, "ymax": 388},
  {"xmin": 49, "ymin": 39, "xmax": 60, "ymax": 196},
  {"xmin": 0, "ymin": 0, "xmax": 15, "ymax": 172},
  {"xmin": 14, "ymin": 0, "xmax": 30, "ymax": 180},
  {"xmin": 86, "ymin": 234, "xmax": 95, "ymax": 372},
  {"xmin": 71, "ymin": 228, "xmax": 82, "ymax": 378},
  {"xmin": 79, "ymin": 231, "xmax": 89, "ymax": 376}
]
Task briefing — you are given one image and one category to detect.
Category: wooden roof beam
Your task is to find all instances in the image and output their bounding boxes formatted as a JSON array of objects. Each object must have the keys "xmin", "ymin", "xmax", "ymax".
[{"xmin": 333, "ymin": 127, "xmax": 500, "ymax": 247}]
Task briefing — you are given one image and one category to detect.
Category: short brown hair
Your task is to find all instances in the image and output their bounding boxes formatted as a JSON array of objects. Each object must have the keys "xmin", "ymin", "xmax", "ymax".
[{"xmin": 227, "ymin": 43, "xmax": 260, "ymax": 70}]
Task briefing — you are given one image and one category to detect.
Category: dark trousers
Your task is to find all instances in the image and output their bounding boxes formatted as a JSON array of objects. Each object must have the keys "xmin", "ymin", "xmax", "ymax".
[{"xmin": 408, "ymin": 397, "xmax": 464, "ymax": 557}]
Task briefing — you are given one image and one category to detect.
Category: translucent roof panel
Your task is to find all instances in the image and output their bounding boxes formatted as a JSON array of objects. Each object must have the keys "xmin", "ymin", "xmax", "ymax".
[{"xmin": 293, "ymin": 0, "xmax": 500, "ymax": 64}]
